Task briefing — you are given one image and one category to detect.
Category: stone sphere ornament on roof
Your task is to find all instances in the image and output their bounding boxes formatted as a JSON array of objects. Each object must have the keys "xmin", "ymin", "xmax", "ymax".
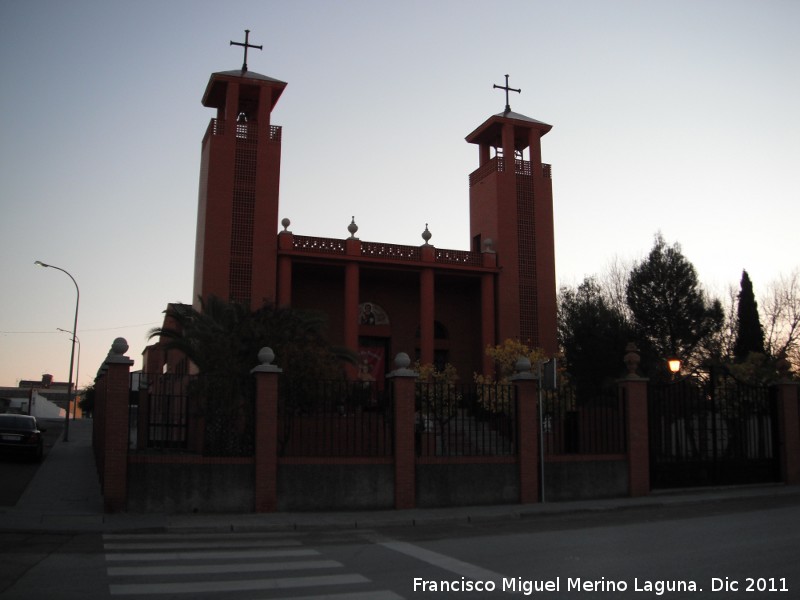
[
  {"xmin": 281, "ymin": 218, "xmax": 291, "ymax": 232},
  {"xmin": 347, "ymin": 216, "xmax": 359, "ymax": 239},
  {"xmin": 422, "ymin": 224, "xmax": 432, "ymax": 245}
]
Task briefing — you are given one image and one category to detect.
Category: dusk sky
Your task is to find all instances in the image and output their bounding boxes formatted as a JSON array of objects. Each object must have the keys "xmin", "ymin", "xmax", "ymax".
[{"xmin": 1, "ymin": 0, "xmax": 798, "ymax": 388}]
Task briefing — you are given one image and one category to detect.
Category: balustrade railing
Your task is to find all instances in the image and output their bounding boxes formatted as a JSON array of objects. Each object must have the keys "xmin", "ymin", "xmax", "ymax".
[
  {"xmin": 203, "ymin": 119, "xmax": 282, "ymax": 143},
  {"xmin": 362, "ymin": 241, "xmax": 420, "ymax": 261},
  {"xmin": 292, "ymin": 235, "xmax": 346, "ymax": 254},
  {"xmin": 469, "ymin": 156, "xmax": 552, "ymax": 186}
]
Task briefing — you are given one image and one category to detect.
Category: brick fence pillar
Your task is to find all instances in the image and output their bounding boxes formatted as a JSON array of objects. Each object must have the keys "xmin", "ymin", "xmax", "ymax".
[
  {"xmin": 92, "ymin": 368, "xmax": 106, "ymax": 480},
  {"xmin": 774, "ymin": 360, "xmax": 800, "ymax": 485},
  {"xmin": 388, "ymin": 352, "xmax": 418, "ymax": 510},
  {"xmin": 511, "ymin": 357, "xmax": 540, "ymax": 504},
  {"xmin": 101, "ymin": 338, "xmax": 134, "ymax": 513},
  {"xmin": 619, "ymin": 343, "xmax": 650, "ymax": 497},
  {"xmin": 251, "ymin": 347, "xmax": 282, "ymax": 512}
]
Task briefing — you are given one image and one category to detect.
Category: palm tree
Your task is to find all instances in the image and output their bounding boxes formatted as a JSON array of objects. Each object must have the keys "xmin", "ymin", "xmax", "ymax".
[
  {"xmin": 147, "ymin": 296, "xmax": 357, "ymax": 454},
  {"xmin": 148, "ymin": 296, "xmax": 355, "ymax": 381}
]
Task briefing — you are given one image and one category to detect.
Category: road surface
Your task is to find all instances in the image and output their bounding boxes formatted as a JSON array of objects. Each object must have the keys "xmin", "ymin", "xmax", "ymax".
[{"xmin": 1, "ymin": 492, "xmax": 797, "ymax": 599}]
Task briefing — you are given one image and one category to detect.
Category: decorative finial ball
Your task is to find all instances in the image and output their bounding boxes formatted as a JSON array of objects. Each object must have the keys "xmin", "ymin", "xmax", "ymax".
[
  {"xmin": 281, "ymin": 218, "xmax": 291, "ymax": 231},
  {"xmin": 348, "ymin": 216, "xmax": 358, "ymax": 237},
  {"xmin": 483, "ymin": 238, "xmax": 494, "ymax": 252},
  {"xmin": 395, "ymin": 352, "xmax": 411, "ymax": 370},
  {"xmin": 422, "ymin": 224, "xmax": 432, "ymax": 244},
  {"xmin": 258, "ymin": 347, "xmax": 275, "ymax": 366},
  {"xmin": 623, "ymin": 343, "xmax": 641, "ymax": 376},
  {"xmin": 111, "ymin": 337, "xmax": 129, "ymax": 356},
  {"xmin": 514, "ymin": 356, "xmax": 532, "ymax": 373}
]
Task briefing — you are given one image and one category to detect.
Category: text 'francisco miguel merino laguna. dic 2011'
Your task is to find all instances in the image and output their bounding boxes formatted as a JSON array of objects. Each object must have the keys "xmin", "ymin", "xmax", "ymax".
[{"xmin": 412, "ymin": 576, "xmax": 741, "ymax": 595}]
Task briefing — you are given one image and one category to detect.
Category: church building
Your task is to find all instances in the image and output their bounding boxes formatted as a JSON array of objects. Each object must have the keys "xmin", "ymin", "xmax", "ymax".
[{"xmin": 178, "ymin": 33, "xmax": 557, "ymax": 385}]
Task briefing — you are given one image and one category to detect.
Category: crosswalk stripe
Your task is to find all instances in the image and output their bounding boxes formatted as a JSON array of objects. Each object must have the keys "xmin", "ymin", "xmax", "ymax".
[
  {"xmin": 109, "ymin": 573, "xmax": 369, "ymax": 595},
  {"xmin": 379, "ymin": 540, "xmax": 505, "ymax": 582},
  {"xmin": 105, "ymin": 548, "xmax": 319, "ymax": 562},
  {"xmin": 104, "ymin": 531, "xmax": 309, "ymax": 541},
  {"xmin": 104, "ymin": 539, "xmax": 301, "ymax": 551},
  {"xmin": 108, "ymin": 559, "xmax": 342, "ymax": 576}
]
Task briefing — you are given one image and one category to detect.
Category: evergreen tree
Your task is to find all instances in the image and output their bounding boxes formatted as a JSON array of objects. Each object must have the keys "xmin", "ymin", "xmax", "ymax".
[
  {"xmin": 558, "ymin": 277, "xmax": 634, "ymax": 398},
  {"xmin": 625, "ymin": 233, "xmax": 724, "ymax": 376},
  {"xmin": 734, "ymin": 270, "xmax": 765, "ymax": 361}
]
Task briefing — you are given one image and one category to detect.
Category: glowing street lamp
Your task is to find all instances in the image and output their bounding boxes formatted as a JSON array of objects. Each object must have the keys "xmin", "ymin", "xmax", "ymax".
[
  {"xmin": 34, "ymin": 261, "xmax": 79, "ymax": 442},
  {"xmin": 668, "ymin": 357, "xmax": 682, "ymax": 375}
]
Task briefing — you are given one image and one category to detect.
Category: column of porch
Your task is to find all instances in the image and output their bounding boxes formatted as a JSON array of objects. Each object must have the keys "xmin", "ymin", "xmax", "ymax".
[
  {"xmin": 481, "ymin": 270, "xmax": 496, "ymax": 376},
  {"xmin": 277, "ymin": 229, "xmax": 293, "ymax": 307},
  {"xmin": 419, "ymin": 266, "xmax": 435, "ymax": 366},
  {"xmin": 344, "ymin": 239, "xmax": 361, "ymax": 378}
]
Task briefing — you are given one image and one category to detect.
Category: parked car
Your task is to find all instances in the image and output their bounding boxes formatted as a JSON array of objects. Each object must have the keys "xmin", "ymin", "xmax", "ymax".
[{"xmin": 0, "ymin": 414, "xmax": 46, "ymax": 461}]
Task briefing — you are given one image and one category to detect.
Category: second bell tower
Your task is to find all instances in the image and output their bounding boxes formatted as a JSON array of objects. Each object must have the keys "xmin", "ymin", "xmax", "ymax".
[
  {"xmin": 193, "ymin": 31, "xmax": 287, "ymax": 310},
  {"xmin": 466, "ymin": 76, "xmax": 557, "ymax": 356}
]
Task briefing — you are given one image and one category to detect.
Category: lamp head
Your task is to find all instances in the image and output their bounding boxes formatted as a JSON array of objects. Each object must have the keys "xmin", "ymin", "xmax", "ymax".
[
  {"xmin": 34, "ymin": 260, "xmax": 49, "ymax": 268},
  {"xmin": 668, "ymin": 358, "xmax": 682, "ymax": 374}
]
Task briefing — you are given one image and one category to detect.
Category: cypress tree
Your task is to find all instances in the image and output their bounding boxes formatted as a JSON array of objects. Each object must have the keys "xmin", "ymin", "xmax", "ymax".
[{"xmin": 734, "ymin": 270, "xmax": 765, "ymax": 361}]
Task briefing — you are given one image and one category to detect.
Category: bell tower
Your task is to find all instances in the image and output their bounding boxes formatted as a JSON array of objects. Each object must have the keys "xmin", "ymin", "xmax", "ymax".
[
  {"xmin": 466, "ymin": 75, "xmax": 557, "ymax": 356},
  {"xmin": 193, "ymin": 31, "xmax": 287, "ymax": 310}
]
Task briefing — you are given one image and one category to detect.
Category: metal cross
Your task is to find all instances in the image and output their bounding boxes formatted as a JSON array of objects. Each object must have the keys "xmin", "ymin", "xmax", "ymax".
[
  {"xmin": 493, "ymin": 74, "xmax": 521, "ymax": 112},
  {"xmin": 230, "ymin": 29, "xmax": 263, "ymax": 73}
]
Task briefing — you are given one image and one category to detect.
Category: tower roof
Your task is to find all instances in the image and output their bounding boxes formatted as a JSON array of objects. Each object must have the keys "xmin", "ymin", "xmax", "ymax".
[
  {"xmin": 465, "ymin": 109, "xmax": 552, "ymax": 149},
  {"xmin": 202, "ymin": 70, "xmax": 288, "ymax": 110}
]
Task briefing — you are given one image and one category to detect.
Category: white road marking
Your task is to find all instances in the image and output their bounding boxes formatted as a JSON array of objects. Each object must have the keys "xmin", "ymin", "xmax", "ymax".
[
  {"xmin": 105, "ymin": 547, "xmax": 319, "ymax": 561},
  {"xmin": 108, "ymin": 558, "xmax": 342, "ymax": 576},
  {"xmin": 109, "ymin": 573, "xmax": 369, "ymax": 595},
  {"xmin": 104, "ymin": 538, "xmax": 301, "ymax": 550},
  {"xmin": 378, "ymin": 539, "xmax": 506, "ymax": 581}
]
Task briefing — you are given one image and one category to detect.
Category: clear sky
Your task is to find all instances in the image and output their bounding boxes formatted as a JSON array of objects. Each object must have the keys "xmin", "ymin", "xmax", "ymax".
[{"xmin": 1, "ymin": 0, "xmax": 798, "ymax": 388}]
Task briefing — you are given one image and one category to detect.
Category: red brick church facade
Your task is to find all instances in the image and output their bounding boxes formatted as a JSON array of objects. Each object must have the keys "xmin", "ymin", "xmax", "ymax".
[{"xmin": 186, "ymin": 60, "xmax": 557, "ymax": 384}]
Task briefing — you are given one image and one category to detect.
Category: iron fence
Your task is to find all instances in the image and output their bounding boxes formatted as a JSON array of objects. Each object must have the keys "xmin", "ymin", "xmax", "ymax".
[
  {"xmin": 278, "ymin": 379, "xmax": 393, "ymax": 457},
  {"xmin": 416, "ymin": 383, "xmax": 517, "ymax": 457},
  {"xmin": 649, "ymin": 375, "xmax": 779, "ymax": 488},
  {"xmin": 131, "ymin": 373, "xmax": 254, "ymax": 457},
  {"xmin": 540, "ymin": 385, "xmax": 626, "ymax": 455},
  {"xmin": 132, "ymin": 373, "xmax": 190, "ymax": 451}
]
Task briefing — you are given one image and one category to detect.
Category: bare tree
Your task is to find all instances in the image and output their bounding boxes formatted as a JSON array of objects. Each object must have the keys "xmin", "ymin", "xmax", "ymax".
[
  {"xmin": 599, "ymin": 255, "xmax": 635, "ymax": 323},
  {"xmin": 761, "ymin": 268, "xmax": 800, "ymax": 371}
]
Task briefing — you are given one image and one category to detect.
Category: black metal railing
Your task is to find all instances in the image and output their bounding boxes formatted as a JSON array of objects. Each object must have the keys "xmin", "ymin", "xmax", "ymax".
[
  {"xmin": 278, "ymin": 379, "xmax": 393, "ymax": 457},
  {"xmin": 416, "ymin": 383, "xmax": 516, "ymax": 457},
  {"xmin": 132, "ymin": 373, "xmax": 255, "ymax": 457},
  {"xmin": 648, "ymin": 376, "xmax": 779, "ymax": 488},
  {"xmin": 134, "ymin": 373, "xmax": 190, "ymax": 451},
  {"xmin": 540, "ymin": 385, "xmax": 626, "ymax": 455}
]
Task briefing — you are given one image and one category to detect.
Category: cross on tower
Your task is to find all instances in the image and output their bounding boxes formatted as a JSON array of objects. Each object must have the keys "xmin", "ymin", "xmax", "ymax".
[
  {"xmin": 230, "ymin": 29, "xmax": 263, "ymax": 73},
  {"xmin": 493, "ymin": 74, "xmax": 521, "ymax": 113}
]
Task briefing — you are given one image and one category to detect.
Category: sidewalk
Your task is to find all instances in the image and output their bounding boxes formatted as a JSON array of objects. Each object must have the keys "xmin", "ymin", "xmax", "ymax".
[{"xmin": 1, "ymin": 418, "xmax": 798, "ymax": 534}]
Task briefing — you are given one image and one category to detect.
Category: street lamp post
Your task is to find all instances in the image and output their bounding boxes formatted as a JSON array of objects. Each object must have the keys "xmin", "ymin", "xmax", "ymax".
[
  {"xmin": 57, "ymin": 329, "xmax": 80, "ymax": 419},
  {"xmin": 35, "ymin": 261, "xmax": 79, "ymax": 442}
]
